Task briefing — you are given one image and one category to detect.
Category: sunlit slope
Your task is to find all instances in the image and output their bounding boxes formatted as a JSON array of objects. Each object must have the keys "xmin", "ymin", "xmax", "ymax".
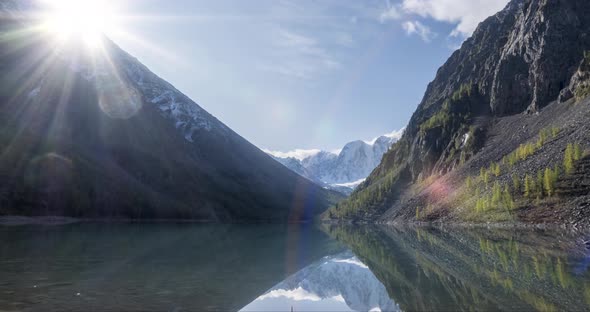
[{"xmin": 325, "ymin": 0, "xmax": 590, "ymax": 224}]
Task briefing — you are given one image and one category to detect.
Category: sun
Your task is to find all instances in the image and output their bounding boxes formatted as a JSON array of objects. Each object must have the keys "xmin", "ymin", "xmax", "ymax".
[{"xmin": 40, "ymin": 0, "xmax": 118, "ymax": 48}]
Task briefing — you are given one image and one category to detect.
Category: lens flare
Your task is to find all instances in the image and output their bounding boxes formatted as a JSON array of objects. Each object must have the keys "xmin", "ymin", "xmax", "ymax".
[{"xmin": 40, "ymin": 0, "xmax": 118, "ymax": 48}]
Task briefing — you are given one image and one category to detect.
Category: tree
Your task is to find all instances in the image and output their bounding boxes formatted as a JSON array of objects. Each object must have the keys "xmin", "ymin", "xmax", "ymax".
[
  {"xmin": 536, "ymin": 170, "xmax": 544, "ymax": 197},
  {"xmin": 537, "ymin": 129, "xmax": 548, "ymax": 149},
  {"xmin": 512, "ymin": 174, "xmax": 520, "ymax": 193},
  {"xmin": 476, "ymin": 199, "xmax": 483, "ymax": 213},
  {"xmin": 502, "ymin": 185, "xmax": 515, "ymax": 210},
  {"xmin": 551, "ymin": 126, "xmax": 560, "ymax": 138},
  {"xmin": 524, "ymin": 175, "xmax": 533, "ymax": 198},
  {"xmin": 493, "ymin": 163, "xmax": 501, "ymax": 177},
  {"xmin": 544, "ymin": 168, "xmax": 555, "ymax": 197},
  {"xmin": 466, "ymin": 176, "xmax": 473, "ymax": 191},
  {"xmin": 564, "ymin": 144, "xmax": 575, "ymax": 174},
  {"xmin": 492, "ymin": 181, "xmax": 502, "ymax": 208}
]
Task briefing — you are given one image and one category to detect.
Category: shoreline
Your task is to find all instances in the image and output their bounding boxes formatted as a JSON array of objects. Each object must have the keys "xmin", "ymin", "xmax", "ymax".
[
  {"xmin": 0, "ymin": 216, "xmax": 316, "ymax": 226},
  {"xmin": 3, "ymin": 216, "xmax": 589, "ymax": 231}
]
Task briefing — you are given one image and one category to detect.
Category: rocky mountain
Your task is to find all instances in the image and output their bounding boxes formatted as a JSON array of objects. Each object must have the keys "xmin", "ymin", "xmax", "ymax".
[
  {"xmin": 326, "ymin": 0, "xmax": 590, "ymax": 225},
  {"xmin": 0, "ymin": 4, "xmax": 342, "ymax": 221},
  {"xmin": 241, "ymin": 251, "xmax": 400, "ymax": 312},
  {"xmin": 270, "ymin": 132, "xmax": 401, "ymax": 194}
]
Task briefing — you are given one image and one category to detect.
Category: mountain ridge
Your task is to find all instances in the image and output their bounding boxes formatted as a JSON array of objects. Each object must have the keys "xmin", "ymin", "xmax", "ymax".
[
  {"xmin": 0, "ymin": 5, "xmax": 342, "ymax": 221},
  {"xmin": 326, "ymin": 0, "xmax": 590, "ymax": 225},
  {"xmin": 268, "ymin": 130, "xmax": 403, "ymax": 194}
]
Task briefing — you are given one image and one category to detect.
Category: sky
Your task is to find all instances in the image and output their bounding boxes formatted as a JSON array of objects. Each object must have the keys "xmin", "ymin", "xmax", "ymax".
[{"xmin": 105, "ymin": 0, "xmax": 510, "ymax": 153}]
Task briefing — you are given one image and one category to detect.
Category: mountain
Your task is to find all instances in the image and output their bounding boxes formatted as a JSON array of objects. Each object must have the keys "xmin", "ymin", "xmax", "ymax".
[
  {"xmin": 326, "ymin": 0, "xmax": 590, "ymax": 225},
  {"xmin": 269, "ymin": 131, "xmax": 402, "ymax": 194},
  {"xmin": 241, "ymin": 251, "xmax": 400, "ymax": 312},
  {"xmin": 0, "ymin": 4, "xmax": 342, "ymax": 221}
]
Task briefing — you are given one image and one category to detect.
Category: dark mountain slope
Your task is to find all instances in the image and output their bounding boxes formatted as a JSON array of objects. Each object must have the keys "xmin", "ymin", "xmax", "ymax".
[
  {"xmin": 0, "ymin": 6, "xmax": 342, "ymax": 221},
  {"xmin": 326, "ymin": 0, "xmax": 590, "ymax": 225}
]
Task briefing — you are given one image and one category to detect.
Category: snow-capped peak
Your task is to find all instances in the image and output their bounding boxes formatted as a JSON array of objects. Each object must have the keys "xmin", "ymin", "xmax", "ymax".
[
  {"xmin": 266, "ymin": 128, "xmax": 403, "ymax": 193},
  {"xmin": 364, "ymin": 127, "xmax": 405, "ymax": 145},
  {"xmin": 263, "ymin": 148, "xmax": 322, "ymax": 161}
]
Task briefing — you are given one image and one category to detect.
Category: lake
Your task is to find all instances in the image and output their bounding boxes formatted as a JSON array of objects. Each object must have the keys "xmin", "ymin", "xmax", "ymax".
[{"xmin": 1, "ymin": 223, "xmax": 589, "ymax": 311}]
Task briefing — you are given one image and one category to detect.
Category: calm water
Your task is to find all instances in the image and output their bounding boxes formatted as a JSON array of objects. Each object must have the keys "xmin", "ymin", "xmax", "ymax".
[{"xmin": 1, "ymin": 223, "xmax": 590, "ymax": 311}]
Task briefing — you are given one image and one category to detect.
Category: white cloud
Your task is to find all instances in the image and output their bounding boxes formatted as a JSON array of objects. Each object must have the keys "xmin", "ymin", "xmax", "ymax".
[
  {"xmin": 263, "ymin": 148, "xmax": 322, "ymax": 161},
  {"xmin": 379, "ymin": 5, "xmax": 402, "ymax": 23},
  {"xmin": 401, "ymin": 0, "xmax": 510, "ymax": 36},
  {"xmin": 402, "ymin": 21, "xmax": 435, "ymax": 42},
  {"xmin": 260, "ymin": 28, "xmax": 341, "ymax": 79}
]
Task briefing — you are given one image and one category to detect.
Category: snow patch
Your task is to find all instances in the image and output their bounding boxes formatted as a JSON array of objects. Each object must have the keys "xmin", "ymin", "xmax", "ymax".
[
  {"xmin": 118, "ymin": 53, "xmax": 218, "ymax": 136},
  {"xmin": 258, "ymin": 287, "xmax": 323, "ymax": 302},
  {"xmin": 267, "ymin": 128, "xmax": 401, "ymax": 188},
  {"xmin": 27, "ymin": 87, "xmax": 40, "ymax": 98},
  {"xmin": 461, "ymin": 132, "xmax": 471, "ymax": 148},
  {"xmin": 333, "ymin": 257, "xmax": 369, "ymax": 269},
  {"xmin": 333, "ymin": 179, "xmax": 366, "ymax": 189},
  {"xmin": 241, "ymin": 252, "xmax": 401, "ymax": 312},
  {"xmin": 56, "ymin": 42, "xmax": 223, "ymax": 142},
  {"xmin": 364, "ymin": 127, "xmax": 405, "ymax": 145},
  {"xmin": 263, "ymin": 149, "xmax": 323, "ymax": 161}
]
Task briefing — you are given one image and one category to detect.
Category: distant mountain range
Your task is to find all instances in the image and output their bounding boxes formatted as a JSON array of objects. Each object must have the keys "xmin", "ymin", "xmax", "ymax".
[
  {"xmin": 266, "ymin": 130, "xmax": 403, "ymax": 194},
  {"xmin": 0, "ymin": 2, "xmax": 341, "ymax": 221}
]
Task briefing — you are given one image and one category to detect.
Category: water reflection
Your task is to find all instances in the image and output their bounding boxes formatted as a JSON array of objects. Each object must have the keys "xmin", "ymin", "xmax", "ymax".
[
  {"xmin": 2, "ymin": 223, "xmax": 590, "ymax": 311},
  {"xmin": 324, "ymin": 225, "xmax": 590, "ymax": 312},
  {"xmin": 242, "ymin": 251, "xmax": 400, "ymax": 312},
  {"xmin": 0, "ymin": 223, "xmax": 344, "ymax": 311}
]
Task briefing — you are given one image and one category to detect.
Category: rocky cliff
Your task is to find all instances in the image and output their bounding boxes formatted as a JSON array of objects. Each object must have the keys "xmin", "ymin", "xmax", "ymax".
[{"xmin": 327, "ymin": 0, "xmax": 590, "ymax": 225}]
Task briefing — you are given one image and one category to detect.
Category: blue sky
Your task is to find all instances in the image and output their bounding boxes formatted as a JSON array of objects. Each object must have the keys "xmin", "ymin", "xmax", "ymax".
[{"xmin": 108, "ymin": 0, "xmax": 509, "ymax": 153}]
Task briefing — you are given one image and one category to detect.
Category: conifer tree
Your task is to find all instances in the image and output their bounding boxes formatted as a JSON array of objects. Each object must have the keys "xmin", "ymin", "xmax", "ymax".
[
  {"xmin": 503, "ymin": 185, "xmax": 514, "ymax": 210},
  {"xmin": 544, "ymin": 168, "xmax": 554, "ymax": 197},
  {"xmin": 564, "ymin": 144, "xmax": 575, "ymax": 174},
  {"xmin": 494, "ymin": 163, "xmax": 501, "ymax": 177},
  {"xmin": 492, "ymin": 181, "xmax": 502, "ymax": 208},
  {"xmin": 524, "ymin": 175, "xmax": 533, "ymax": 198},
  {"xmin": 512, "ymin": 174, "xmax": 520, "ymax": 193},
  {"xmin": 537, "ymin": 170, "xmax": 544, "ymax": 197},
  {"xmin": 466, "ymin": 176, "xmax": 473, "ymax": 191}
]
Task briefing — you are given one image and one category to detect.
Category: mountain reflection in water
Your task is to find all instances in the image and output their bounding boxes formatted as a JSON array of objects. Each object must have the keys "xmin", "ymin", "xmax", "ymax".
[
  {"xmin": 245, "ymin": 225, "xmax": 590, "ymax": 312},
  {"xmin": 324, "ymin": 225, "xmax": 590, "ymax": 312},
  {"xmin": 241, "ymin": 251, "xmax": 400, "ymax": 312},
  {"xmin": 1, "ymin": 223, "xmax": 590, "ymax": 311}
]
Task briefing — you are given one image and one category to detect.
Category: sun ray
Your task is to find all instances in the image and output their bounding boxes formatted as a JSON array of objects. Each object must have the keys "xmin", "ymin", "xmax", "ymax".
[
  {"xmin": 108, "ymin": 29, "xmax": 189, "ymax": 67},
  {"xmin": 38, "ymin": 0, "xmax": 120, "ymax": 50}
]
